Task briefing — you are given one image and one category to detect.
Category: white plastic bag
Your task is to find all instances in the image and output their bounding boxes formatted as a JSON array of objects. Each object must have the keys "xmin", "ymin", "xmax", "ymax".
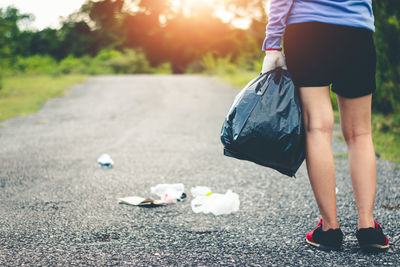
[
  {"xmin": 191, "ymin": 187, "xmax": 240, "ymax": 216},
  {"xmin": 191, "ymin": 186, "xmax": 212, "ymax": 197}
]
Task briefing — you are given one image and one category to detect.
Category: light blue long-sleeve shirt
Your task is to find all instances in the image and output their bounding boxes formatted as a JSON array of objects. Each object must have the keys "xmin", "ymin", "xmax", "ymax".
[{"xmin": 262, "ymin": 0, "xmax": 375, "ymax": 50}]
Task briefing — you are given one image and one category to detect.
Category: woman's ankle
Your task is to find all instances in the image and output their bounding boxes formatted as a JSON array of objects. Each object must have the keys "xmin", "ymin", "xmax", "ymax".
[
  {"xmin": 358, "ymin": 216, "xmax": 375, "ymax": 229},
  {"xmin": 322, "ymin": 218, "xmax": 340, "ymax": 231}
]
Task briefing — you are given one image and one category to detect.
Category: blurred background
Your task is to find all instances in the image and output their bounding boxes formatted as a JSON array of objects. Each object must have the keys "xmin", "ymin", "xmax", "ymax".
[
  {"xmin": 0, "ymin": 0, "xmax": 399, "ymax": 162},
  {"xmin": 0, "ymin": 0, "xmax": 270, "ymax": 75}
]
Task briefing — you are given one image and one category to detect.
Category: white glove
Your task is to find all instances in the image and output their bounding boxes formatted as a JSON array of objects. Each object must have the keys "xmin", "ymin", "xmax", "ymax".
[{"xmin": 261, "ymin": 50, "xmax": 287, "ymax": 73}]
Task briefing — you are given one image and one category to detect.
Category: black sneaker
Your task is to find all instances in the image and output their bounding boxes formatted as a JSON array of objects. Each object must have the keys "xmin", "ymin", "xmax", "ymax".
[
  {"xmin": 356, "ymin": 221, "xmax": 389, "ymax": 252},
  {"xmin": 306, "ymin": 219, "xmax": 343, "ymax": 251}
]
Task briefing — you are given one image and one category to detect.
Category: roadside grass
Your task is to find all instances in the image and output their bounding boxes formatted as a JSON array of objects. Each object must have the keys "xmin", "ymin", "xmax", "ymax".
[
  {"xmin": 218, "ymin": 72, "xmax": 400, "ymax": 164},
  {"xmin": 371, "ymin": 113, "xmax": 400, "ymax": 163},
  {"xmin": 217, "ymin": 71, "xmax": 258, "ymax": 88},
  {"xmin": 334, "ymin": 153, "xmax": 348, "ymax": 158},
  {"xmin": 0, "ymin": 74, "xmax": 87, "ymax": 121},
  {"xmin": 333, "ymin": 131, "xmax": 345, "ymax": 143}
]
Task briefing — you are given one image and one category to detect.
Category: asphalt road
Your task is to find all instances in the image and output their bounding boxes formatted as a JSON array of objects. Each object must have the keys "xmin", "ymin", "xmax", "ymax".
[{"xmin": 0, "ymin": 75, "xmax": 399, "ymax": 266}]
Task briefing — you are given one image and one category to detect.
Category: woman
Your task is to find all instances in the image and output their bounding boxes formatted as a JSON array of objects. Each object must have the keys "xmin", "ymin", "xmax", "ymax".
[{"xmin": 261, "ymin": 0, "xmax": 389, "ymax": 252}]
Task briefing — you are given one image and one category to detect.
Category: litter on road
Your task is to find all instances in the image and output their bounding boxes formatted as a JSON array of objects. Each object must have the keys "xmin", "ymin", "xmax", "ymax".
[
  {"xmin": 150, "ymin": 183, "xmax": 187, "ymax": 203},
  {"xmin": 191, "ymin": 186, "xmax": 240, "ymax": 216},
  {"xmin": 119, "ymin": 183, "xmax": 187, "ymax": 208},
  {"xmin": 118, "ymin": 184, "xmax": 240, "ymax": 216},
  {"xmin": 118, "ymin": 196, "xmax": 166, "ymax": 206},
  {"xmin": 97, "ymin": 153, "xmax": 114, "ymax": 168}
]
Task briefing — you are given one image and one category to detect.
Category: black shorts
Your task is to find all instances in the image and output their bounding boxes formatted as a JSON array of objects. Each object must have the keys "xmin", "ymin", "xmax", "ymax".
[{"xmin": 283, "ymin": 22, "xmax": 376, "ymax": 98}]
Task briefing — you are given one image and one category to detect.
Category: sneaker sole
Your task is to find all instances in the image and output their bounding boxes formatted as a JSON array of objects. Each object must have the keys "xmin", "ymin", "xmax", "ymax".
[
  {"xmin": 360, "ymin": 243, "xmax": 389, "ymax": 253},
  {"xmin": 306, "ymin": 238, "xmax": 342, "ymax": 251}
]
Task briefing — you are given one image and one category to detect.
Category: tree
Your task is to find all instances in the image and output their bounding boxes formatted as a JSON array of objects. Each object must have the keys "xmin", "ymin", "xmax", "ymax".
[
  {"xmin": 30, "ymin": 28, "xmax": 60, "ymax": 58},
  {"xmin": 0, "ymin": 7, "xmax": 32, "ymax": 62},
  {"xmin": 58, "ymin": 20, "xmax": 98, "ymax": 58},
  {"xmin": 0, "ymin": 7, "xmax": 32, "ymax": 87},
  {"xmin": 80, "ymin": 0, "xmax": 125, "ymax": 49},
  {"xmin": 373, "ymin": 0, "xmax": 400, "ymax": 113}
]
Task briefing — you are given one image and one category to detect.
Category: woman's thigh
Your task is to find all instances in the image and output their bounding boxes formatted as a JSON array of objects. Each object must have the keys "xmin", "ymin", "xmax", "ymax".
[{"xmin": 284, "ymin": 22, "xmax": 376, "ymax": 99}]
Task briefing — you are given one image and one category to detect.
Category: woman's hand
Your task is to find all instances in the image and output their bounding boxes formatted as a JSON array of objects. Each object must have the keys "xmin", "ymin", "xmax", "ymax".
[{"xmin": 261, "ymin": 50, "xmax": 287, "ymax": 73}]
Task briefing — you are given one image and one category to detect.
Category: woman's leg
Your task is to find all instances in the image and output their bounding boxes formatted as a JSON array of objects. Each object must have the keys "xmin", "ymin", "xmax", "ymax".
[
  {"xmin": 337, "ymin": 94, "xmax": 376, "ymax": 229},
  {"xmin": 300, "ymin": 86, "xmax": 339, "ymax": 231}
]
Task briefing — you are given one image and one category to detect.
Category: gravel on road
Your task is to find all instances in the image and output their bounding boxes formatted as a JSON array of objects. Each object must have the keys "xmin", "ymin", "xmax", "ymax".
[{"xmin": 0, "ymin": 75, "xmax": 399, "ymax": 266}]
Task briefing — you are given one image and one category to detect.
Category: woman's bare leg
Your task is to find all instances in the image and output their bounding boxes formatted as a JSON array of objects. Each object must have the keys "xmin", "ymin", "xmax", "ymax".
[
  {"xmin": 337, "ymin": 94, "xmax": 376, "ymax": 229},
  {"xmin": 300, "ymin": 86, "xmax": 339, "ymax": 231}
]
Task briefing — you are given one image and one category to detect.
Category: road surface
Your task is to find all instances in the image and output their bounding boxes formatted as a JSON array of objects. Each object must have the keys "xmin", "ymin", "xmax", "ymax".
[{"xmin": 0, "ymin": 75, "xmax": 399, "ymax": 266}]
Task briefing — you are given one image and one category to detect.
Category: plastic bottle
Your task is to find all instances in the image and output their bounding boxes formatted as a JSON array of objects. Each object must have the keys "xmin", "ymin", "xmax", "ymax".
[
  {"xmin": 97, "ymin": 154, "xmax": 114, "ymax": 168},
  {"xmin": 150, "ymin": 183, "xmax": 186, "ymax": 203}
]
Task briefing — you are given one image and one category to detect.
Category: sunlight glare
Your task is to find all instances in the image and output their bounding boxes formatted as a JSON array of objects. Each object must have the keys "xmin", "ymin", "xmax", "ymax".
[
  {"xmin": 170, "ymin": 0, "xmax": 245, "ymax": 27},
  {"xmin": 171, "ymin": 0, "xmax": 216, "ymax": 9}
]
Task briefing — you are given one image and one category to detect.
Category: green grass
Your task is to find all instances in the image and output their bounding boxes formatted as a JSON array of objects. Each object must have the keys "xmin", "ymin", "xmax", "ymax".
[
  {"xmin": 0, "ymin": 74, "xmax": 87, "ymax": 121},
  {"xmin": 333, "ymin": 132, "xmax": 345, "ymax": 143},
  {"xmin": 217, "ymin": 71, "xmax": 258, "ymax": 88},
  {"xmin": 371, "ymin": 113, "xmax": 400, "ymax": 163},
  {"xmin": 213, "ymin": 71, "xmax": 257, "ymax": 89},
  {"xmin": 218, "ymin": 72, "xmax": 400, "ymax": 164},
  {"xmin": 333, "ymin": 153, "xmax": 348, "ymax": 158},
  {"xmin": 334, "ymin": 111, "xmax": 400, "ymax": 163}
]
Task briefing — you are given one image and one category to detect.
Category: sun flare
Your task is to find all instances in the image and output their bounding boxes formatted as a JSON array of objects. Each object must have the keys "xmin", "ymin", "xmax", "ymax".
[
  {"xmin": 170, "ymin": 0, "xmax": 243, "ymax": 26},
  {"xmin": 171, "ymin": 0, "xmax": 216, "ymax": 9}
]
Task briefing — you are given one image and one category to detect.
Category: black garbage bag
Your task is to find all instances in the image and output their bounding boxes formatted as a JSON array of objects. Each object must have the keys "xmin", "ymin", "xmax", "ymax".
[{"xmin": 220, "ymin": 68, "xmax": 305, "ymax": 177}]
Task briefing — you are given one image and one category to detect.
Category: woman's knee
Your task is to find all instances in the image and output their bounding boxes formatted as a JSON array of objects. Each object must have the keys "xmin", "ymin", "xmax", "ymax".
[
  {"xmin": 337, "ymin": 94, "xmax": 373, "ymax": 145},
  {"xmin": 303, "ymin": 112, "xmax": 334, "ymax": 134},
  {"xmin": 299, "ymin": 86, "xmax": 334, "ymax": 135},
  {"xmin": 342, "ymin": 128, "xmax": 372, "ymax": 145}
]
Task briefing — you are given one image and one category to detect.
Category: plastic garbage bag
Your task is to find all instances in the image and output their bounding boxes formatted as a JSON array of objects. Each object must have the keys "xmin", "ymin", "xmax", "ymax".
[
  {"xmin": 191, "ymin": 187, "xmax": 240, "ymax": 216},
  {"xmin": 97, "ymin": 154, "xmax": 114, "ymax": 168},
  {"xmin": 150, "ymin": 183, "xmax": 187, "ymax": 203},
  {"xmin": 220, "ymin": 68, "xmax": 305, "ymax": 177}
]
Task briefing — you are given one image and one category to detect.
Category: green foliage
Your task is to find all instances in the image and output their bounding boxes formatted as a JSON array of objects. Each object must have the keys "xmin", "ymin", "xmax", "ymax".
[
  {"xmin": 201, "ymin": 53, "xmax": 236, "ymax": 75},
  {"xmin": 373, "ymin": 0, "xmax": 400, "ymax": 114},
  {"xmin": 0, "ymin": 7, "xmax": 26, "ymax": 76},
  {"xmin": 14, "ymin": 55, "xmax": 58, "ymax": 74},
  {"xmin": 330, "ymin": 86, "xmax": 338, "ymax": 110},
  {"xmin": 372, "ymin": 112, "xmax": 400, "ymax": 163},
  {"xmin": 4, "ymin": 49, "xmax": 170, "ymax": 76},
  {"xmin": 88, "ymin": 48, "xmax": 157, "ymax": 74},
  {"xmin": 58, "ymin": 55, "xmax": 91, "ymax": 74},
  {"xmin": 333, "ymin": 153, "xmax": 348, "ymax": 159},
  {"xmin": 2, "ymin": 1, "xmax": 263, "ymax": 74},
  {"xmin": 154, "ymin": 62, "xmax": 172, "ymax": 74},
  {"xmin": 94, "ymin": 49, "xmax": 122, "ymax": 61},
  {"xmin": 252, "ymin": 59, "xmax": 263, "ymax": 74},
  {"xmin": 30, "ymin": 28, "xmax": 60, "ymax": 56},
  {"xmin": 106, "ymin": 49, "xmax": 153, "ymax": 74},
  {"xmin": 1, "ymin": 1, "xmax": 264, "ymax": 74},
  {"xmin": 0, "ymin": 7, "xmax": 32, "ymax": 58},
  {"xmin": 197, "ymin": 53, "xmax": 260, "ymax": 88}
]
